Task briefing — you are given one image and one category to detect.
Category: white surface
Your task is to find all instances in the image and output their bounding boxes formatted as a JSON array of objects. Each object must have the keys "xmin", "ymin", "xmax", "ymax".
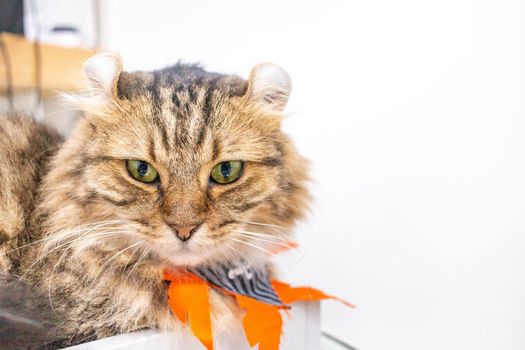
[
  {"xmin": 34, "ymin": 1, "xmax": 525, "ymax": 349},
  {"xmin": 63, "ymin": 302, "xmax": 320, "ymax": 350}
]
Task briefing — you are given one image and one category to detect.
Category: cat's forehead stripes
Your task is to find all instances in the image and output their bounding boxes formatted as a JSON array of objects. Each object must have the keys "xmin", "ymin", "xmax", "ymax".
[
  {"xmin": 114, "ymin": 64, "xmax": 250, "ymax": 160},
  {"xmin": 116, "ymin": 64, "xmax": 247, "ymax": 112},
  {"xmin": 104, "ymin": 64, "xmax": 283, "ymax": 170}
]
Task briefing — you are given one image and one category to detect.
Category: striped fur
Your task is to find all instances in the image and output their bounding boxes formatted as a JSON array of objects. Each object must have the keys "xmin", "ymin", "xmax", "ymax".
[
  {"xmin": 1, "ymin": 56, "xmax": 310, "ymax": 347},
  {"xmin": 0, "ymin": 115, "xmax": 61, "ymax": 274}
]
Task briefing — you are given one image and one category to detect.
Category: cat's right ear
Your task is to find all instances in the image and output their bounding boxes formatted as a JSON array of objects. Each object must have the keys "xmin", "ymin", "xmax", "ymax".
[
  {"xmin": 83, "ymin": 52, "xmax": 123, "ymax": 102},
  {"xmin": 246, "ymin": 63, "xmax": 292, "ymax": 113}
]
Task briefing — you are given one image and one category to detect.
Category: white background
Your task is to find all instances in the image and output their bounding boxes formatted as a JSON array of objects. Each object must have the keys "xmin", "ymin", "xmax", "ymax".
[{"xmin": 32, "ymin": 0, "xmax": 525, "ymax": 349}]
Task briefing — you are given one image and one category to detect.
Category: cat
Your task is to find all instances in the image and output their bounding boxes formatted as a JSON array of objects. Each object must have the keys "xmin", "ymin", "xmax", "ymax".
[{"xmin": 0, "ymin": 53, "xmax": 310, "ymax": 348}]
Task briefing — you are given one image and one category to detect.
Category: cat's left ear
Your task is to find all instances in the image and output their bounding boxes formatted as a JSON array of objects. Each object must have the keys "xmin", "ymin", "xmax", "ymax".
[
  {"xmin": 83, "ymin": 52, "xmax": 123, "ymax": 101},
  {"xmin": 246, "ymin": 63, "xmax": 292, "ymax": 113}
]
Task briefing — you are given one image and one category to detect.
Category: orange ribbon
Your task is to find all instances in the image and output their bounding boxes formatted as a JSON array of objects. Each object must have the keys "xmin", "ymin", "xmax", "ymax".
[
  {"xmin": 164, "ymin": 270, "xmax": 214, "ymax": 350},
  {"xmin": 163, "ymin": 269, "xmax": 352, "ymax": 350}
]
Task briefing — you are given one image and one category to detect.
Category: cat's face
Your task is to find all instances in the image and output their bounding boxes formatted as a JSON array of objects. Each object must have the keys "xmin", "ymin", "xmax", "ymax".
[{"xmin": 43, "ymin": 54, "xmax": 309, "ymax": 267}]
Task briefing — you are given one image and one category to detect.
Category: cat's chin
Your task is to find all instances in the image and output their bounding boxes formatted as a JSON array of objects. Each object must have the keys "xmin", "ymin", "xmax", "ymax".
[
  {"xmin": 165, "ymin": 253, "xmax": 211, "ymax": 267},
  {"xmin": 158, "ymin": 246, "xmax": 228, "ymax": 267}
]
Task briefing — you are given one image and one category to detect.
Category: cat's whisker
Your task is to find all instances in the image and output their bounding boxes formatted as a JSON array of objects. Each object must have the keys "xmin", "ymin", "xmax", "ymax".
[
  {"xmin": 232, "ymin": 228, "xmax": 291, "ymax": 239},
  {"xmin": 26, "ymin": 143, "xmax": 63, "ymax": 161},
  {"xmin": 231, "ymin": 229, "xmax": 295, "ymax": 243},
  {"xmin": 42, "ymin": 229, "xmax": 128, "ymax": 257},
  {"xmin": 70, "ymin": 231, "xmax": 130, "ymax": 259},
  {"xmin": 221, "ymin": 244, "xmax": 235, "ymax": 262},
  {"xmin": 23, "ymin": 230, "xmax": 128, "ymax": 277},
  {"xmin": 230, "ymin": 237, "xmax": 274, "ymax": 256},
  {"xmin": 231, "ymin": 238, "xmax": 291, "ymax": 251},
  {"xmin": 51, "ymin": 219, "xmax": 128, "ymax": 231},
  {"xmin": 241, "ymin": 220, "xmax": 292, "ymax": 231},
  {"xmin": 92, "ymin": 241, "xmax": 144, "ymax": 285},
  {"xmin": 41, "ymin": 106, "xmax": 85, "ymax": 119},
  {"xmin": 223, "ymin": 242, "xmax": 243, "ymax": 264},
  {"xmin": 224, "ymin": 242, "xmax": 254, "ymax": 266},
  {"xmin": 19, "ymin": 223, "xmax": 102, "ymax": 251},
  {"xmin": 48, "ymin": 239, "xmax": 78, "ymax": 311},
  {"xmin": 54, "ymin": 220, "xmax": 132, "ymax": 242},
  {"xmin": 223, "ymin": 244, "xmax": 241, "ymax": 264},
  {"xmin": 122, "ymin": 242, "xmax": 145, "ymax": 273},
  {"xmin": 124, "ymin": 246, "xmax": 152, "ymax": 284},
  {"xmin": 50, "ymin": 232, "xmax": 136, "ymax": 304},
  {"xmin": 231, "ymin": 232, "xmax": 293, "ymax": 247},
  {"xmin": 42, "ymin": 220, "xmax": 129, "ymax": 244},
  {"xmin": 14, "ymin": 220, "xmax": 129, "ymax": 252},
  {"xmin": 24, "ymin": 238, "xmax": 108, "ymax": 281}
]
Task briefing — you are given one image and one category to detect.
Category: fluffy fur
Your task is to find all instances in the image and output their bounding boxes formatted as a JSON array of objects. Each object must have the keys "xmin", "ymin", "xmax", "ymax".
[
  {"xmin": 0, "ymin": 54, "xmax": 310, "ymax": 347},
  {"xmin": 0, "ymin": 116, "xmax": 61, "ymax": 273}
]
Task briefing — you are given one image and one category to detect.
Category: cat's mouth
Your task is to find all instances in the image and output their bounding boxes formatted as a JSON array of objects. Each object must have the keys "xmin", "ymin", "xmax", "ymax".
[{"xmin": 153, "ymin": 225, "xmax": 232, "ymax": 266}]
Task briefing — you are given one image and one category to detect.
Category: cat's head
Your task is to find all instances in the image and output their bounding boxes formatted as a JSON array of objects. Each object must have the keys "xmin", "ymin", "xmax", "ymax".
[{"xmin": 41, "ymin": 53, "xmax": 309, "ymax": 267}]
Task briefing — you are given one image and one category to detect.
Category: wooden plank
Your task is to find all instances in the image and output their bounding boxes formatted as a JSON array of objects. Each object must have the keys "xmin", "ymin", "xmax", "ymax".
[{"xmin": 0, "ymin": 32, "xmax": 95, "ymax": 95}]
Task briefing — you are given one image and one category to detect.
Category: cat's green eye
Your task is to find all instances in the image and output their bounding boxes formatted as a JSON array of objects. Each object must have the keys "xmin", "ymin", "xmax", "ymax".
[
  {"xmin": 126, "ymin": 160, "xmax": 159, "ymax": 183},
  {"xmin": 210, "ymin": 161, "xmax": 244, "ymax": 184}
]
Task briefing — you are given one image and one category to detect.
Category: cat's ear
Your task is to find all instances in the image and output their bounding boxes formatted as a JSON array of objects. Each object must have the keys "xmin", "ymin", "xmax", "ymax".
[
  {"xmin": 246, "ymin": 63, "xmax": 292, "ymax": 113},
  {"xmin": 83, "ymin": 52, "xmax": 123, "ymax": 101}
]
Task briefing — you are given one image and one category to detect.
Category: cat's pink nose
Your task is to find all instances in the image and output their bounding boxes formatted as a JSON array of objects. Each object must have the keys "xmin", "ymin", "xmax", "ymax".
[{"xmin": 171, "ymin": 223, "xmax": 201, "ymax": 242}]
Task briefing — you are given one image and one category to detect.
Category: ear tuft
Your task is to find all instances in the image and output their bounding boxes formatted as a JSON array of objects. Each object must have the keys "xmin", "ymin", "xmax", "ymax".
[
  {"xmin": 247, "ymin": 63, "xmax": 292, "ymax": 113},
  {"xmin": 84, "ymin": 52, "xmax": 123, "ymax": 101}
]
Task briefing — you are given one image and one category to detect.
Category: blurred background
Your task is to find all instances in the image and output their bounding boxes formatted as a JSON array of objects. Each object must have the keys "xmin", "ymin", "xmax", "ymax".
[{"xmin": 1, "ymin": 1, "xmax": 525, "ymax": 349}]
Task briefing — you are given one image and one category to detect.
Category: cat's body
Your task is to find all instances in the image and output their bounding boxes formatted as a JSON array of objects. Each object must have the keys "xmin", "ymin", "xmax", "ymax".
[
  {"xmin": 0, "ymin": 116, "xmax": 61, "ymax": 274},
  {"xmin": 0, "ymin": 54, "xmax": 309, "ymax": 348}
]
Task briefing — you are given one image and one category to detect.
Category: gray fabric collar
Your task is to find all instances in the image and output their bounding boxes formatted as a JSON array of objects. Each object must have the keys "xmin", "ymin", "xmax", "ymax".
[{"xmin": 189, "ymin": 259, "xmax": 283, "ymax": 306}]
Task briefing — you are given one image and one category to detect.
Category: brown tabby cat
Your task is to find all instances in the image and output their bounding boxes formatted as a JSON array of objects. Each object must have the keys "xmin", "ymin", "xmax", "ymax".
[{"xmin": 0, "ymin": 53, "xmax": 309, "ymax": 348}]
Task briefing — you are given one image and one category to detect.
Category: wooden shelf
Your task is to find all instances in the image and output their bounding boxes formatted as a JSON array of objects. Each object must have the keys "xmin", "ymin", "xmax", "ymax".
[{"xmin": 0, "ymin": 32, "xmax": 96, "ymax": 95}]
